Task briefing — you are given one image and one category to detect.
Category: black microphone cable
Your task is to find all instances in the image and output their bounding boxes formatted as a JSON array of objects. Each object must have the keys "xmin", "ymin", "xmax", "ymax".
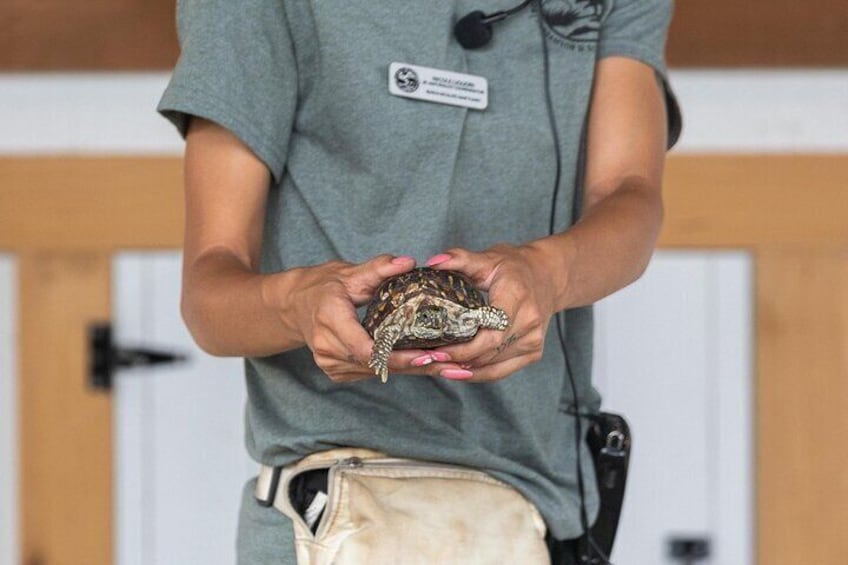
[
  {"xmin": 537, "ymin": 0, "xmax": 614, "ymax": 562},
  {"xmin": 453, "ymin": 2, "xmax": 617, "ymax": 560}
]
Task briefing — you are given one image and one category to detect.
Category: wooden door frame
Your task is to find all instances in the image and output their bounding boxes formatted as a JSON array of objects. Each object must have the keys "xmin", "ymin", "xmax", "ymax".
[{"xmin": 2, "ymin": 155, "xmax": 846, "ymax": 564}]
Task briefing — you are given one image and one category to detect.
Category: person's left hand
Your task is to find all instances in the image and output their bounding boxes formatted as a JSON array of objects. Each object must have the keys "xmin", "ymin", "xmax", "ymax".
[{"xmin": 423, "ymin": 243, "xmax": 564, "ymax": 382}]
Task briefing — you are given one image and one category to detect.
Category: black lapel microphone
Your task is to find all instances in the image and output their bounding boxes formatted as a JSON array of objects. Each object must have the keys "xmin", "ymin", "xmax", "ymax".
[{"xmin": 453, "ymin": 0, "xmax": 534, "ymax": 49}]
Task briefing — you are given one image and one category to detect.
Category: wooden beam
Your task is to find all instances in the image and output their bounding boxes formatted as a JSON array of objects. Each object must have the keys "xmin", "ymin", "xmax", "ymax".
[
  {"xmin": 3, "ymin": 0, "xmax": 847, "ymax": 70},
  {"xmin": 0, "ymin": 157, "xmax": 184, "ymax": 251},
  {"xmin": 19, "ymin": 251, "xmax": 113, "ymax": 565},
  {"xmin": 660, "ymin": 155, "xmax": 848, "ymax": 249},
  {"xmin": 668, "ymin": 1, "xmax": 848, "ymax": 67},
  {"xmin": 1, "ymin": 155, "xmax": 847, "ymax": 251},
  {"xmin": 756, "ymin": 249, "xmax": 848, "ymax": 565},
  {"xmin": 0, "ymin": 0, "xmax": 178, "ymax": 71}
]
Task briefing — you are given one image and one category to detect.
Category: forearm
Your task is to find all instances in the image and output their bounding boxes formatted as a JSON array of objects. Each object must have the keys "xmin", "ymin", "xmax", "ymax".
[
  {"xmin": 182, "ymin": 248, "xmax": 303, "ymax": 357},
  {"xmin": 529, "ymin": 176, "xmax": 663, "ymax": 311}
]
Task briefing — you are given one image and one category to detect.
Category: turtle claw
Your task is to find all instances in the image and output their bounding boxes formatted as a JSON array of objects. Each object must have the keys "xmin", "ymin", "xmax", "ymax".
[
  {"xmin": 368, "ymin": 355, "xmax": 390, "ymax": 383},
  {"xmin": 477, "ymin": 306, "xmax": 510, "ymax": 331},
  {"xmin": 370, "ymin": 324, "xmax": 401, "ymax": 383}
]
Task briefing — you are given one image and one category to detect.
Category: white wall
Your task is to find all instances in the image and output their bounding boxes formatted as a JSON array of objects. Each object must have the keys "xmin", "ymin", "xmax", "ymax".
[
  {"xmin": 671, "ymin": 70, "xmax": 848, "ymax": 152},
  {"xmin": 0, "ymin": 74, "xmax": 183, "ymax": 155},
  {"xmin": 1, "ymin": 70, "xmax": 846, "ymax": 155}
]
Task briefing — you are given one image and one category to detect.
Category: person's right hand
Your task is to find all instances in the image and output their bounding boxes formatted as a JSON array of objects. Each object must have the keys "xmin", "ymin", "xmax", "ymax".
[{"xmin": 267, "ymin": 254, "xmax": 463, "ymax": 383}]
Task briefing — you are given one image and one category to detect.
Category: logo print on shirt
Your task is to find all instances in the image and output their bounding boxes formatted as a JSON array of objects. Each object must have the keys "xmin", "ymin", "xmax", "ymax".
[
  {"xmin": 539, "ymin": 0, "xmax": 608, "ymax": 43},
  {"xmin": 394, "ymin": 68, "xmax": 420, "ymax": 93}
]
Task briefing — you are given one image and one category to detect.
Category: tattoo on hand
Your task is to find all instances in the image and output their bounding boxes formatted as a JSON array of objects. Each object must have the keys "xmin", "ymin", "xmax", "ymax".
[{"xmin": 495, "ymin": 334, "xmax": 519, "ymax": 356}]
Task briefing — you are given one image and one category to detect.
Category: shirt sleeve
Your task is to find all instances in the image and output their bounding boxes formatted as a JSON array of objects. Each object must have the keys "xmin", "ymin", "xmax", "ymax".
[
  {"xmin": 156, "ymin": 0, "xmax": 298, "ymax": 182},
  {"xmin": 598, "ymin": 0, "xmax": 682, "ymax": 149}
]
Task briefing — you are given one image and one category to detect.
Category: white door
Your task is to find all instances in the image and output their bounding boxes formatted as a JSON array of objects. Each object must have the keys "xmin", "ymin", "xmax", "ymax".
[
  {"xmin": 595, "ymin": 251, "xmax": 753, "ymax": 565},
  {"xmin": 114, "ymin": 253, "xmax": 255, "ymax": 565},
  {"xmin": 0, "ymin": 256, "xmax": 19, "ymax": 565},
  {"xmin": 114, "ymin": 251, "xmax": 753, "ymax": 565}
]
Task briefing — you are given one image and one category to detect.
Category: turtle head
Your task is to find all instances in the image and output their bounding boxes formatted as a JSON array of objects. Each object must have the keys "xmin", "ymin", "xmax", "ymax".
[{"xmin": 410, "ymin": 304, "xmax": 448, "ymax": 340}]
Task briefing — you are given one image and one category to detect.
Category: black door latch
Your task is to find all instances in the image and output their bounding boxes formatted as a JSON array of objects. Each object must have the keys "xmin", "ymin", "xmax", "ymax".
[
  {"xmin": 668, "ymin": 536, "xmax": 711, "ymax": 565},
  {"xmin": 88, "ymin": 322, "xmax": 187, "ymax": 390}
]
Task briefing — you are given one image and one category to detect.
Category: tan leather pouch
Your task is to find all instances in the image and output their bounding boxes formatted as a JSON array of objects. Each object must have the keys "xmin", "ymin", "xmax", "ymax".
[{"xmin": 267, "ymin": 448, "xmax": 550, "ymax": 565}]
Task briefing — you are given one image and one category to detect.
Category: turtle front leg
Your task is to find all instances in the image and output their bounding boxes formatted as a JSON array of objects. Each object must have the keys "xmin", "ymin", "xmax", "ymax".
[
  {"xmin": 369, "ymin": 323, "xmax": 402, "ymax": 383},
  {"xmin": 472, "ymin": 306, "xmax": 510, "ymax": 331}
]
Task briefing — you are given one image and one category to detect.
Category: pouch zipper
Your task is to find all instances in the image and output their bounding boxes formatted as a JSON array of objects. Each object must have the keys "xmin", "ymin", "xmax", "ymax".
[
  {"xmin": 338, "ymin": 456, "xmax": 471, "ymax": 470},
  {"xmin": 336, "ymin": 456, "xmax": 506, "ymax": 478}
]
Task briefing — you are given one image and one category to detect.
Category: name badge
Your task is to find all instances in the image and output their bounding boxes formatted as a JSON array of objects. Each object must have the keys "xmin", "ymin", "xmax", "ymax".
[{"xmin": 388, "ymin": 62, "xmax": 488, "ymax": 110}]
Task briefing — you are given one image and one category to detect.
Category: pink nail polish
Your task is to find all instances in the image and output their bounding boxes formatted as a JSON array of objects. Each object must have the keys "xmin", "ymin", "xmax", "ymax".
[
  {"xmin": 411, "ymin": 355, "xmax": 434, "ymax": 367},
  {"xmin": 425, "ymin": 253, "xmax": 451, "ymax": 267},
  {"xmin": 441, "ymin": 369, "xmax": 474, "ymax": 380},
  {"xmin": 430, "ymin": 352, "xmax": 451, "ymax": 362},
  {"xmin": 392, "ymin": 255, "xmax": 415, "ymax": 265}
]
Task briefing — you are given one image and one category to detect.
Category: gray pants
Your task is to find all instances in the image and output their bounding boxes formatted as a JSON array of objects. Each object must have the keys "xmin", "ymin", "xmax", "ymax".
[{"xmin": 237, "ymin": 478, "xmax": 297, "ymax": 565}]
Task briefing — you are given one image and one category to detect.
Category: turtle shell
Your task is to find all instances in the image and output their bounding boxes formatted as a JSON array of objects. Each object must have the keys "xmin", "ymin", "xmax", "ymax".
[{"xmin": 362, "ymin": 267, "xmax": 487, "ymax": 348}]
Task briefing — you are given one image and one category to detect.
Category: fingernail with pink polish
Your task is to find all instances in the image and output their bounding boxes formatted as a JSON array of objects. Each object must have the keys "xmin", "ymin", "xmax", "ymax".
[
  {"xmin": 430, "ymin": 351, "xmax": 451, "ymax": 362},
  {"xmin": 392, "ymin": 255, "xmax": 415, "ymax": 265},
  {"xmin": 441, "ymin": 369, "xmax": 474, "ymax": 380},
  {"xmin": 425, "ymin": 253, "xmax": 451, "ymax": 267},
  {"xmin": 411, "ymin": 355, "xmax": 434, "ymax": 367}
]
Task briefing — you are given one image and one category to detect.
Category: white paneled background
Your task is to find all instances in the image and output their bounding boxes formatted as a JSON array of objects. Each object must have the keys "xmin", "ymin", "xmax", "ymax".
[
  {"xmin": 113, "ymin": 253, "xmax": 254, "ymax": 565},
  {"xmin": 670, "ymin": 71, "xmax": 848, "ymax": 152},
  {"xmin": 1, "ymin": 70, "xmax": 846, "ymax": 565},
  {"xmin": 594, "ymin": 252, "xmax": 753, "ymax": 564},
  {"xmin": 1, "ymin": 70, "xmax": 846, "ymax": 154},
  {"xmin": 0, "ymin": 258, "xmax": 17, "ymax": 565}
]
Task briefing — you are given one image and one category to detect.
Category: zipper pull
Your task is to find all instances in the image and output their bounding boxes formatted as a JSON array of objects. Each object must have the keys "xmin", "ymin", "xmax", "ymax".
[{"xmin": 340, "ymin": 456, "xmax": 364, "ymax": 468}]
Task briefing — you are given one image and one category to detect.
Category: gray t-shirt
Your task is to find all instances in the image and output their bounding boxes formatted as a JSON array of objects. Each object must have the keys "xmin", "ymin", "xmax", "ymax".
[{"xmin": 159, "ymin": 0, "xmax": 679, "ymax": 549}]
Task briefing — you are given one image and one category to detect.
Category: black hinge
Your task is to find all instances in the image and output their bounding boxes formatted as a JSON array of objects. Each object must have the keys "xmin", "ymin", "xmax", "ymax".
[{"xmin": 88, "ymin": 322, "xmax": 187, "ymax": 391}]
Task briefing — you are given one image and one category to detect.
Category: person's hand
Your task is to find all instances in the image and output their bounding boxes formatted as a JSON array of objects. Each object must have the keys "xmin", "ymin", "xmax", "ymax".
[
  {"xmin": 424, "ymin": 243, "xmax": 563, "ymax": 382},
  {"xmin": 270, "ymin": 254, "xmax": 464, "ymax": 383}
]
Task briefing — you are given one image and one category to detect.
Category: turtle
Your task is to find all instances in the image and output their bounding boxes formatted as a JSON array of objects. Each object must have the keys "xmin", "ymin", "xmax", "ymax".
[{"xmin": 362, "ymin": 267, "xmax": 510, "ymax": 382}]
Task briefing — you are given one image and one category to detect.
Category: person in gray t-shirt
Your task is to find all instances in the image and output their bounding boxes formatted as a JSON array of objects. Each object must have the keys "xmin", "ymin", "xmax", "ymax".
[{"xmin": 159, "ymin": 0, "xmax": 680, "ymax": 562}]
